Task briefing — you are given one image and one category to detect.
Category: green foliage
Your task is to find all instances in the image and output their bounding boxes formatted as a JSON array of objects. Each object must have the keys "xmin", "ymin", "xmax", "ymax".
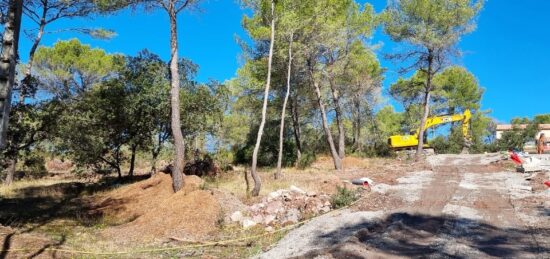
[
  {"xmin": 331, "ymin": 186, "xmax": 359, "ymax": 209},
  {"xmin": 534, "ymin": 114, "xmax": 550, "ymax": 124},
  {"xmin": 433, "ymin": 66, "xmax": 484, "ymax": 114},
  {"xmin": 235, "ymin": 120, "xmax": 297, "ymax": 167},
  {"xmin": 362, "ymin": 140, "xmax": 394, "ymax": 158},
  {"xmin": 22, "ymin": 152, "xmax": 48, "ymax": 178},
  {"xmin": 382, "ymin": 0, "xmax": 483, "ymax": 50},
  {"xmin": 429, "ymin": 128, "xmax": 464, "ymax": 154},
  {"xmin": 376, "ymin": 106, "xmax": 405, "ymax": 137},
  {"xmin": 296, "ymin": 152, "xmax": 316, "ymax": 169},
  {"xmin": 34, "ymin": 39, "xmax": 122, "ymax": 98},
  {"xmin": 498, "ymin": 129, "xmax": 527, "ymax": 151},
  {"xmin": 53, "ymin": 49, "xmax": 227, "ymax": 176}
]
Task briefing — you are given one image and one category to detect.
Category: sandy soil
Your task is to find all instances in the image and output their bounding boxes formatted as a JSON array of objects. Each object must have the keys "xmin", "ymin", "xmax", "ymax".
[{"xmin": 259, "ymin": 154, "xmax": 550, "ymax": 258}]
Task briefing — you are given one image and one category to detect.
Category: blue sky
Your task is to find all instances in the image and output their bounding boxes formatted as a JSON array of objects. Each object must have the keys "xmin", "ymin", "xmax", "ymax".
[{"xmin": 18, "ymin": 0, "xmax": 549, "ymax": 123}]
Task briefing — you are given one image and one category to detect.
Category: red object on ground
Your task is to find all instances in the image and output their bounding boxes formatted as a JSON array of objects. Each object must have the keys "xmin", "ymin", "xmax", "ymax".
[
  {"xmin": 544, "ymin": 181, "xmax": 550, "ymax": 188},
  {"xmin": 510, "ymin": 153, "xmax": 523, "ymax": 165}
]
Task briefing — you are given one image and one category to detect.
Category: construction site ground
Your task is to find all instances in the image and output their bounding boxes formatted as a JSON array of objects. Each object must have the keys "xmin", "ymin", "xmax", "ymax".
[
  {"xmin": 0, "ymin": 153, "xmax": 549, "ymax": 258},
  {"xmin": 260, "ymin": 154, "xmax": 550, "ymax": 258}
]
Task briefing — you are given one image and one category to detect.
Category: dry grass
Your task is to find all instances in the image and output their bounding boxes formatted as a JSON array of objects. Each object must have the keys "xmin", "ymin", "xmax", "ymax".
[
  {"xmin": 0, "ymin": 155, "xmax": 421, "ymax": 258},
  {"xmin": 0, "ymin": 178, "xmax": 77, "ymax": 198}
]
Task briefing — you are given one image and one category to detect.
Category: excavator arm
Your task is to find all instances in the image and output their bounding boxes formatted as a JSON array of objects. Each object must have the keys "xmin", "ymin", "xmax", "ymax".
[{"xmin": 388, "ymin": 110, "xmax": 472, "ymax": 149}]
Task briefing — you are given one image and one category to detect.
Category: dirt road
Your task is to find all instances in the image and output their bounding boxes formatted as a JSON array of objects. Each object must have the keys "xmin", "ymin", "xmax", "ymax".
[{"xmin": 259, "ymin": 154, "xmax": 550, "ymax": 258}]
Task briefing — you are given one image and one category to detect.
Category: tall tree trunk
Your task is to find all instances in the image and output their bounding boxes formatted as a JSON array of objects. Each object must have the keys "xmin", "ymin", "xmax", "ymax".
[
  {"xmin": 352, "ymin": 95, "xmax": 362, "ymax": 152},
  {"xmin": 116, "ymin": 166, "xmax": 122, "ymax": 181},
  {"xmin": 167, "ymin": 3, "xmax": 186, "ymax": 192},
  {"xmin": 250, "ymin": 0, "xmax": 276, "ymax": 196},
  {"xmin": 151, "ymin": 150, "xmax": 159, "ymax": 175},
  {"xmin": 4, "ymin": 158, "xmax": 16, "ymax": 186},
  {"xmin": 290, "ymin": 95, "xmax": 302, "ymax": 163},
  {"xmin": 328, "ymin": 80, "xmax": 345, "ymax": 159},
  {"xmin": 310, "ymin": 68, "xmax": 341, "ymax": 170},
  {"xmin": 415, "ymin": 51, "xmax": 434, "ymax": 161},
  {"xmin": 128, "ymin": 144, "xmax": 137, "ymax": 178},
  {"xmin": 275, "ymin": 34, "xmax": 293, "ymax": 179},
  {"xmin": 0, "ymin": 0, "xmax": 23, "ymax": 149}
]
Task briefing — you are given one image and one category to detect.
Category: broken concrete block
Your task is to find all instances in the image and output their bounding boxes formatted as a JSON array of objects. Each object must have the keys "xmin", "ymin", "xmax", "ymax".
[
  {"xmin": 230, "ymin": 211, "xmax": 243, "ymax": 222},
  {"xmin": 290, "ymin": 185, "xmax": 306, "ymax": 194},
  {"xmin": 242, "ymin": 218, "xmax": 257, "ymax": 229}
]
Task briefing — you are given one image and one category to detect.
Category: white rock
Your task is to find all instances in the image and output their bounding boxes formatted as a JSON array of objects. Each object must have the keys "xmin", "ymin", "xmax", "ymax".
[
  {"xmin": 320, "ymin": 206, "xmax": 331, "ymax": 213},
  {"xmin": 290, "ymin": 185, "xmax": 306, "ymax": 194},
  {"xmin": 265, "ymin": 226, "xmax": 274, "ymax": 232},
  {"xmin": 242, "ymin": 218, "xmax": 257, "ymax": 229},
  {"xmin": 230, "ymin": 211, "xmax": 243, "ymax": 222},
  {"xmin": 267, "ymin": 191, "xmax": 282, "ymax": 201}
]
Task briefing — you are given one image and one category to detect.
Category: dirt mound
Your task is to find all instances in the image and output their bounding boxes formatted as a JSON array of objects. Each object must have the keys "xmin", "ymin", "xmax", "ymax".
[
  {"xmin": 93, "ymin": 173, "xmax": 222, "ymax": 243},
  {"xmin": 91, "ymin": 173, "xmax": 175, "ymax": 223},
  {"xmin": 105, "ymin": 189, "xmax": 221, "ymax": 243}
]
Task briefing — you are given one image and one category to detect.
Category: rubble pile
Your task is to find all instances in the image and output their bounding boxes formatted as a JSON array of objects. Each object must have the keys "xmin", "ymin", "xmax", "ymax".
[{"xmin": 231, "ymin": 186, "xmax": 332, "ymax": 229}]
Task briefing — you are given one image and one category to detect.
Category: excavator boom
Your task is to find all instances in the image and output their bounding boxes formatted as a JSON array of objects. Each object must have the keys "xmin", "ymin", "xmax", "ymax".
[{"xmin": 388, "ymin": 110, "xmax": 471, "ymax": 149}]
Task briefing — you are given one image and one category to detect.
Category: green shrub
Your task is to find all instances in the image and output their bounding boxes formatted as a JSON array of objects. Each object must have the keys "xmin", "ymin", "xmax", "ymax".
[
  {"xmin": 331, "ymin": 186, "xmax": 359, "ymax": 209},
  {"xmin": 22, "ymin": 154, "xmax": 47, "ymax": 178},
  {"xmin": 297, "ymin": 152, "xmax": 316, "ymax": 169},
  {"xmin": 362, "ymin": 140, "xmax": 394, "ymax": 158}
]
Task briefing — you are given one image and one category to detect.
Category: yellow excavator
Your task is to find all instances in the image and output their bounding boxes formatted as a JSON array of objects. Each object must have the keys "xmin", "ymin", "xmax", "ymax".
[{"xmin": 388, "ymin": 110, "xmax": 472, "ymax": 150}]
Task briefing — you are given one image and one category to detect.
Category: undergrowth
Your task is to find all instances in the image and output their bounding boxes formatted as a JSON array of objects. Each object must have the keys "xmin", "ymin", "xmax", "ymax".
[{"xmin": 331, "ymin": 185, "xmax": 360, "ymax": 209}]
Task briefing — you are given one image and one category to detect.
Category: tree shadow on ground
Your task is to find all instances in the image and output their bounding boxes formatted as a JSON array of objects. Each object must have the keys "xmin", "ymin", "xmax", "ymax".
[
  {"xmin": 0, "ymin": 175, "xmax": 150, "ymax": 228},
  {"xmin": 296, "ymin": 212, "xmax": 550, "ymax": 259},
  {"xmin": 0, "ymin": 175, "xmax": 153, "ymax": 258}
]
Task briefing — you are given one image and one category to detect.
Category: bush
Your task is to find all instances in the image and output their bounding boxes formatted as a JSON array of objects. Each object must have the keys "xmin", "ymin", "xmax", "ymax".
[
  {"xmin": 331, "ymin": 186, "xmax": 359, "ymax": 209},
  {"xmin": 362, "ymin": 140, "xmax": 394, "ymax": 158},
  {"xmin": 429, "ymin": 136, "xmax": 450, "ymax": 154},
  {"xmin": 213, "ymin": 149, "xmax": 234, "ymax": 171},
  {"xmin": 297, "ymin": 152, "xmax": 316, "ymax": 169},
  {"xmin": 22, "ymin": 154, "xmax": 48, "ymax": 178}
]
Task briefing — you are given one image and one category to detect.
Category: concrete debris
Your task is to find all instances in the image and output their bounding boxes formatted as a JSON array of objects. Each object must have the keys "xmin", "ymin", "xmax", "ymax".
[
  {"xmin": 230, "ymin": 211, "xmax": 243, "ymax": 222},
  {"xmin": 518, "ymin": 154, "xmax": 550, "ymax": 172},
  {"xmin": 242, "ymin": 218, "xmax": 257, "ymax": 229},
  {"xmin": 290, "ymin": 185, "xmax": 306, "ymax": 194},
  {"xmin": 234, "ymin": 187, "xmax": 332, "ymax": 229}
]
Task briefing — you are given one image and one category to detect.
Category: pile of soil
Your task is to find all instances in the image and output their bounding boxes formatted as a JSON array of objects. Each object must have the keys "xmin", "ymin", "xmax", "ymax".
[{"xmin": 93, "ymin": 173, "xmax": 222, "ymax": 243}]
